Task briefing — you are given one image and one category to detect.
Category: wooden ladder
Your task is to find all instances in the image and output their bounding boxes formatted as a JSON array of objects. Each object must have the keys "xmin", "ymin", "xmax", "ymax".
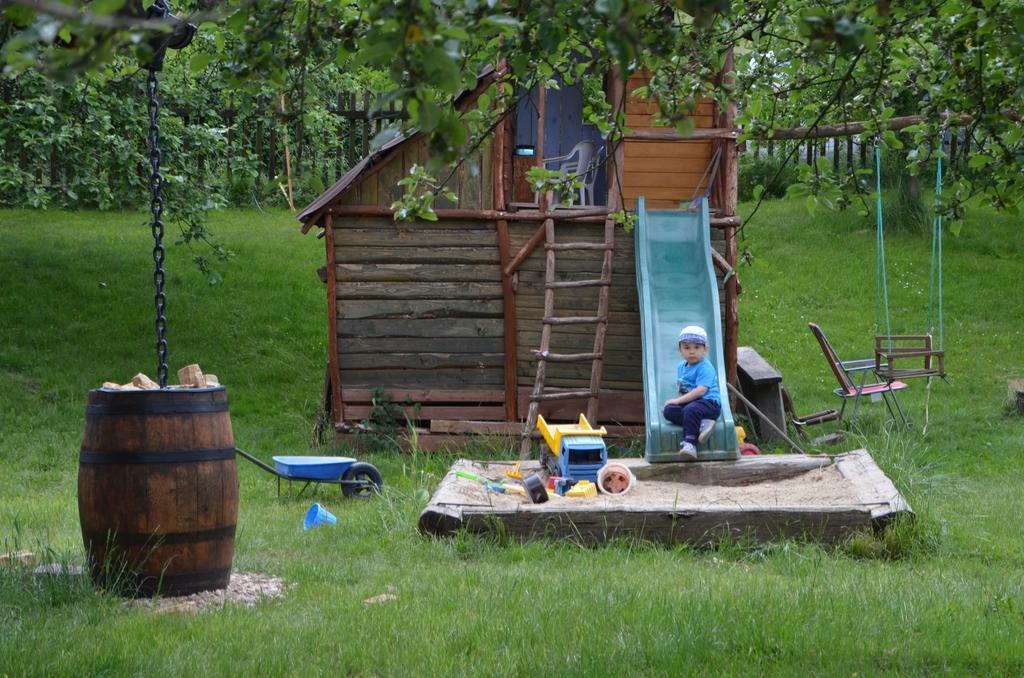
[{"xmin": 519, "ymin": 214, "xmax": 616, "ymax": 458}]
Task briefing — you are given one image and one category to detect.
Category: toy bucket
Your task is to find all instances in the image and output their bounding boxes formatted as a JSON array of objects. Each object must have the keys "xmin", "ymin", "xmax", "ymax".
[{"xmin": 303, "ymin": 502, "xmax": 337, "ymax": 530}]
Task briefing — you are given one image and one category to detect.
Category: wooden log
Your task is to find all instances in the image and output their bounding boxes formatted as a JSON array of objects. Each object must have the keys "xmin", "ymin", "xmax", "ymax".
[
  {"xmin": 504, "ymin": 220, "xmax": 547, "ymax": 276},
  {"xmin": 329, "ymin": 431, "xmax": 506, "ymax": 453},
  {"xmin": 340, "ymin": 367, "xmax": 505, "ymax": 387},
  {"xmin": 524, "ymin": 307, "xmax": 634, "ymax": 327},
  {"xmin": 334, "ymin": 246, "xmax": 499, "ymax": 265},
  {"xmin": 335, "ymin": 263, "xmax": 500, "ymax": 283},
  {"xmin": 342, "ymin": 387, "xmax": 504, "ymax": 403},
  {"xmin": 336, "ymin": 298, "xmax": 503, "ymax": 319},
  {"xmin": 493, "ymin": 99, "xmax": 518, "ymax": 422},
  {"xmin": 515, "ymin": 287, "xmax": 640, "ymax": 312},
  {"xmin": 176, "ymin": 364, "xmax": 205, "ymax": 388},
  {"xmin": 517, "ymin": 331, "xmax": 640, "ymax": 352},
  {"xmin": 429, "ymin": 420, "xmax": 642, "ymax": 436},
  {"xmin": 607, "ymin": 66, "xmax": 626, "ymax": 214},
  {"xmin": 546, "ymin": 278, "xmax": 609, "ymax": 289},
  {"xmin": 131, "ymin": 373, "xmax": 159, "ymax": 390},
  {"xmin": 517, "ymin": 347, "xmax": 640, "ymax": 369},
  {"xmin": 624, "ymin": 128, "xmax": 739, "ymax": 141},
  {"xmin": 514, "ymin": 361, "xmax": 648, "ymax": 385},
  {"xmin": 753, "ymin": 113, "xmax": 975, "ymax": 141},
  {"xmin": 326, "ymin": 205, "xmax": 610, "ymax": 223},
  {"xmin": 345, "ymin": 405, "xmax": 507, "ymax": 422},
  {"xmin": 339, "ymin": 336, "xmax": 503, "ymax": 354},
  {"xmin": 336, "ymin": 282, "xmax": 503, "ymax": 300},
  {"xmin": 334, "ymin": 227, "xmax": 499, "ymax": 247},
  {"xmin": 710, "ymin": 216, "xmax": 740, "ymax": 228},
  {"xmin": 338, "ymin": 318, "xmax": 504, "ymax": 339},
  {"xmin": 337, "ymin": 352, "xmax": 504, "ymax": 370}
]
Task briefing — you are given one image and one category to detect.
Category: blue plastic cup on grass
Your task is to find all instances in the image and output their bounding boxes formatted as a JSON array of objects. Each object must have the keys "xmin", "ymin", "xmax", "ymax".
[{"xmin": 303, "ymin": 502, "xmax": 337, "ymax": 530}]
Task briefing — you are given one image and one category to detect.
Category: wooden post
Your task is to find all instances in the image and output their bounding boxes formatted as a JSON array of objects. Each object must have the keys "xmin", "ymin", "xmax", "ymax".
[
  {"xmin": 536, "ymin": 85, "xmax": 546, "ymax": 170},
  {"xmin": 493, "ymin": 101, "xmax": 519, "ymax": 421},
  {"xmin": 324, "ymin": 213, "xmax": 344, "ymax": 425},
  {"xmin": 718, "ymin": 48, "xmax": 739, "ymax": 391},
  {"xmin": 606, "ymin": 66, "xmax": 626, "ymax": 213}
]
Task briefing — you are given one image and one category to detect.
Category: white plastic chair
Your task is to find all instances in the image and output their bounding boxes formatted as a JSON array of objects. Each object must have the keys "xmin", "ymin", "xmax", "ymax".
[{"xmin": 535, "ymin": 140, "xmax": 600, "ymax": 206}]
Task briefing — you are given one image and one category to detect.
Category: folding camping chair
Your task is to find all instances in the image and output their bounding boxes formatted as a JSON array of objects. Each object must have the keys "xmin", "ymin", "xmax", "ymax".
[{"xmin": 808, "ymin": 322, "xmax": 909, "ymax": 428}]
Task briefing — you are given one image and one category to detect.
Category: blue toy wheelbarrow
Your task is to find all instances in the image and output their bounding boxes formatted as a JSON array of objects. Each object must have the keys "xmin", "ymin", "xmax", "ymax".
[{"xmin": 235, "ymin": 447, "xmax": 382, "ymax": 499}]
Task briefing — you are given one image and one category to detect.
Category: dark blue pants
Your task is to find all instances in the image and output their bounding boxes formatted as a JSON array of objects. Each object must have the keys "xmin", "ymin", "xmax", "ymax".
[{"xmin": 663, "ymin": 399, "xmax": 721, "ymax": 444}]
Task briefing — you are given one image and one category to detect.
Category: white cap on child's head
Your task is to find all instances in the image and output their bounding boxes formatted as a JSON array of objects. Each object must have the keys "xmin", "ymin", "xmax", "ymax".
[{"xmin": 677, "ymin": 325, "xmax": 707, "ymax": 345}]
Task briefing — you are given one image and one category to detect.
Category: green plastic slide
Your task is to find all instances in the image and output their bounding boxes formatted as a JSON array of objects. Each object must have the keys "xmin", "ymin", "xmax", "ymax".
[{"xmin": 635, "ymin": 197, "xmax": 739, "ymax": 462}]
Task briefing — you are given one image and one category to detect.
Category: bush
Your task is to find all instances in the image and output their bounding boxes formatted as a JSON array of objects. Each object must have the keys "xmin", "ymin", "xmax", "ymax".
[{"xmin": 738, "ymin": 154, "xmax": 799, "ymax": 202}]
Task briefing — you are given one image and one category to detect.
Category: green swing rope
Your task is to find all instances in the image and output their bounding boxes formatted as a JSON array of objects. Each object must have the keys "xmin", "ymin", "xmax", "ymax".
[
  {"xmin": 928, "ymin": 150, "xmax": 944, "ymax": 351},
  {"xmin": 874, "ymin": 146, "xmax": 893, "ymax": 346}
]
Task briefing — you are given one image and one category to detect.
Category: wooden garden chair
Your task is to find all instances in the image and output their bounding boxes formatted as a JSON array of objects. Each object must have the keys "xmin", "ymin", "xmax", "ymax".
[{"xmin": 808, "ymin": 322, "xmax": 909, "ymax": 428}]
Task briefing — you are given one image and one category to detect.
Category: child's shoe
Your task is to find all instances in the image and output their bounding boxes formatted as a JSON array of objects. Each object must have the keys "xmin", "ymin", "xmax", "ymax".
[
  {"xmin": 698, "ymin": 419, "xmax": 716, "ymax": 444},
  {"xmin": 678, "ymin": 441, "xmax": 698, "ymax": 461}
]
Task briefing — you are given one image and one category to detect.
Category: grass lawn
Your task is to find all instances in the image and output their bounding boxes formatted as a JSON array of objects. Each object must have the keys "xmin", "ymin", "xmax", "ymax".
[{"xmin": 1, "ymin": 201, "xmax": 1022, "ymax": 675}]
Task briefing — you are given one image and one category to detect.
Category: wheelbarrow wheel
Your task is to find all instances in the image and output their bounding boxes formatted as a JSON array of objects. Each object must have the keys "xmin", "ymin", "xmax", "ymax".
[{"xmin": 342, "ymin": 462, "xmax": 383, "ymax": 499}]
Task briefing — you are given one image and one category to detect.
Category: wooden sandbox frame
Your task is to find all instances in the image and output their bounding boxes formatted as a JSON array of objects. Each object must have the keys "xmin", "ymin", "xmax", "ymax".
[{"xmin": 419, "ymin": 450, "xmax": 911, "ymax": 545}]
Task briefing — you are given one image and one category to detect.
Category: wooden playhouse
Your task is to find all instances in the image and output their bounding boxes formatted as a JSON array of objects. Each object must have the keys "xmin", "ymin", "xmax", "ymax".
[{"xmin": 298, "ymin": 63, "xmax": 742, "ymax": 449}]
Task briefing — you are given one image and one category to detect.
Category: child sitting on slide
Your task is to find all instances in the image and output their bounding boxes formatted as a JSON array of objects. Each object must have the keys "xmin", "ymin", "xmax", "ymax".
[{"xmin": 662, "ymin": 325, "xmax": 720, "ymax": 461}]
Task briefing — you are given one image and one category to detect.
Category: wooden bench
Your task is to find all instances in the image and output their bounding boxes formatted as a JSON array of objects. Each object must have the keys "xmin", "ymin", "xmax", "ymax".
[{"xmin": 736, "ymin": 346, "xmax": 786, "ymax": 443}]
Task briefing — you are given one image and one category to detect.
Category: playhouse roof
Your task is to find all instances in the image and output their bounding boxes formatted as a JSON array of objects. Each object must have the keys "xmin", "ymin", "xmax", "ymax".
[{"xmin": 297, "ymin": 64, "xmax": 498, "ymax": 228}]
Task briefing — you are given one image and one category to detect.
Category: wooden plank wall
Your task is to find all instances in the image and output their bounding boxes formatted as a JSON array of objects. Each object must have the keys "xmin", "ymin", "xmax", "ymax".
[
  {"xmin": 332, "ymin": 216, "xmax": 506, "ymax": 421},
  {"xmin": 622, "ymin": 72, "xmax": 716, "ymax": 210},
  {"xmin": 338, "ymin": 137, "xmax": 494, "ymax": 210}
]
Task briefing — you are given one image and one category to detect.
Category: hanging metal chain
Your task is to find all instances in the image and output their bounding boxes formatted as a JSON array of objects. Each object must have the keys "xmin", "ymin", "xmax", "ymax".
[{"xmin": 146, "ymin": 67, "xmax": 169, "ymax": 388}]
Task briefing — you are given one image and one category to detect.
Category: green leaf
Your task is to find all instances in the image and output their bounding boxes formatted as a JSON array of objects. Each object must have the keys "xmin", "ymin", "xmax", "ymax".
[
  {"xmin": 882, "ymin": 130, "xmax": 902, "ymax": 149},
  {"xmin": 90, "ymin": 0, "xmax": 127, "ymax": 16},
  {"xmin": 227, "ymin": 11, "xmax": 247, "ymax": 33},
  {"xmin": 482, "ymin": 15, "xmax": 520, "ymax": 32},
  {"xmin": 189, "ymin": 53, "xmax": 215, "ymax": 73},
  {"xmin": 753, "ymin": 184, "xmax": 765, "ymax": 201},
  {"xmin": 674, "ymin": 117, "xmax": 695, "ymax": 138},
  {"xmin": 441, "ymin": 26, "xmax": 469, "ymax": 41},
  {"xmin": 786, "ymin": 183, "xmax": 808, "ymax": 198},
  {"xmin": 967, "ymin": 154, "xmax": 992, "ymax": 169},
  {"xmin": 5, "ymin": 5, "xmax": 35, "ymax": 26}
]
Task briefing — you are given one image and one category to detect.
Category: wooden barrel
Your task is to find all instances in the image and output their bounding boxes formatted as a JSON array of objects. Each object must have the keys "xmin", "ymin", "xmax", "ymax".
[{"xmin": 77, "ymin": 387, "xmax": 238, "ymax": 597}]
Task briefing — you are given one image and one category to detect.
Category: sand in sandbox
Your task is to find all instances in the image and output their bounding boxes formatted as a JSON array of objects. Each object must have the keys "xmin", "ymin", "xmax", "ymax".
[{"xmin": 448, "ymin": 460, "xmax": 862, "ymax": 509}]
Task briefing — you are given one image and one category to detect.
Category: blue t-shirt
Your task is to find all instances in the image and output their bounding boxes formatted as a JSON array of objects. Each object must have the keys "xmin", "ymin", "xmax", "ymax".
[{"xmin": 676, "ymin": 358, "xmax": 720, "ymax": 404}]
